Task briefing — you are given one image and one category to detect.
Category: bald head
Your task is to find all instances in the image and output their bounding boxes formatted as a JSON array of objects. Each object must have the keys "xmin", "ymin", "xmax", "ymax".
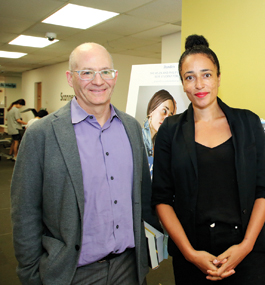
[
  {"xmin": 69, "ymin": 43, "xmax": 113, "ymax": 71},
  {"xmin": 66, "ymin": 42, "xmax": 118, "ymax": 117}
]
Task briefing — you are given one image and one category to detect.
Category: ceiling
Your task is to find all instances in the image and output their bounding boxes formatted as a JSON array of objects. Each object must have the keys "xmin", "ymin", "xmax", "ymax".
[{"xmin": 0, "ymin": 0, "xmax": 182, "ymax": 77}]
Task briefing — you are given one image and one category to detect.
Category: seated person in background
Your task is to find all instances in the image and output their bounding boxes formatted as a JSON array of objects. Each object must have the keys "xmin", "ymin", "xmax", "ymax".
[{"xmin": 26, "ymin": 109, "xmax": 48, "ymax": 128}]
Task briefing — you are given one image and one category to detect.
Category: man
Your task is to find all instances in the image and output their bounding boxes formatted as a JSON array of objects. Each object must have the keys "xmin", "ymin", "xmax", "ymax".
[{"xmin": 11, "ymin": 43, "xmax": 157, "ymax": 285}]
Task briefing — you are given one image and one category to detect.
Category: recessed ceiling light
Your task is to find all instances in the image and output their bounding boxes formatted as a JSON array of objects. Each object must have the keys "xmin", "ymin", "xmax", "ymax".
[
  {"xmin": 9, "ymin": 35, "xmax": 59, "ymax": 48},
  {"xmin": 0, "ymin": 51, "xmax": 27, "ymax": 59},
  {"xmin": 42, "ymin": 3, "xmax": 119, "ymax": 29}
]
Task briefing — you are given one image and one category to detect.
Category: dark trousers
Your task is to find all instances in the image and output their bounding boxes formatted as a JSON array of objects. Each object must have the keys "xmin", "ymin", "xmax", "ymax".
[{"xmin": 173, "ymin": 222, "xmax": 265, "ymax": 284}]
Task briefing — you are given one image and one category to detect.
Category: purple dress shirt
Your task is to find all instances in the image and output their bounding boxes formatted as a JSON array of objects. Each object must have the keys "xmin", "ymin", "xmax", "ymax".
[{"xmin": 71, "ymin": 98, "xmax": 135, "ymax": 266}]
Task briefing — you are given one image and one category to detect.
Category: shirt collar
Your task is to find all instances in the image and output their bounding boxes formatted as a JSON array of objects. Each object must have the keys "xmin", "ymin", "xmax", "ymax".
[{"xmin": 71, "ymin": 97, "xmax": 119, "ymax": 124}]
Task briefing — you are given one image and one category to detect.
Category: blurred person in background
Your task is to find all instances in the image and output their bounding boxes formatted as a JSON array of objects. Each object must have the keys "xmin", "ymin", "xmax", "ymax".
[
  {"xmin": 26, "ymin": 109, "xmax": 49, "ymax": 129},
  {"xmin": 6, "ymin": 99, "xmax": 26, "ymax": 161}
]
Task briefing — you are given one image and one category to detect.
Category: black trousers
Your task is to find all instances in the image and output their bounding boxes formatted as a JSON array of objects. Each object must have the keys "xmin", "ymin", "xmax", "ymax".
[{"xmin": 173, "ymin": 222, "xmax": 265, "ymax": 284}]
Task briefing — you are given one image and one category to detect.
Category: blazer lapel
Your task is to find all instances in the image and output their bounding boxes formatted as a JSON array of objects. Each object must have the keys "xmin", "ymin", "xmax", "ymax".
[
  {"xmin": 51, "ymin": 102, "xmax": 84, "ymax": 216},
  {"xmin": 217, "ymin": 97, "xmax": 247, "ymax": 209},
  {"xmin": 182, "ymin": 104, "xmax": 198, "ymax": 177}
]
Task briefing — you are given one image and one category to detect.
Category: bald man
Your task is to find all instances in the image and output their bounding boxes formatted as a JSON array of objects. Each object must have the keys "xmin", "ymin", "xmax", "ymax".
[{"xmin": 11, "ymin": 43, "xmax": 157, "ymax": 285}]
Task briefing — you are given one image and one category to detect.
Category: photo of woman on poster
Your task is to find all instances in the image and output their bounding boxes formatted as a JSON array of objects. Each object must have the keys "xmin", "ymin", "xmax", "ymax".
[{"xmin": 142, "ymin": 89, "xmax": 176, "ymax": 157}]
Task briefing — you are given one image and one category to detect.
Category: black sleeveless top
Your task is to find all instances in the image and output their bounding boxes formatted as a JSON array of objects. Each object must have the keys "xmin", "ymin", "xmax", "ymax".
[{"xmin": 195, "ymin": 137, "xmax": 241, "ymax": 225}]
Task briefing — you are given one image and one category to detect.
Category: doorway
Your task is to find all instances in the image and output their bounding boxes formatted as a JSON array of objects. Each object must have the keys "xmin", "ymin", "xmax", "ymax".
[{"xmin": 35, "ymin": 82, "xmax": 42, "ymax": 111}]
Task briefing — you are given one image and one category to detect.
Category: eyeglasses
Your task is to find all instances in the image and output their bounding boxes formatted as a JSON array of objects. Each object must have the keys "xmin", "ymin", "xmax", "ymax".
[{"xmin": 71, "ymin": 69, "xmax": 117, "ymax": 81}]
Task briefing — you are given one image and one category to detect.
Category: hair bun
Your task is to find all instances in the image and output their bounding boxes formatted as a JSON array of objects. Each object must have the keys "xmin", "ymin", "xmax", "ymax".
[{"xmin": 185, "ymin": 34, "xmax": 209, "ymax": 50}]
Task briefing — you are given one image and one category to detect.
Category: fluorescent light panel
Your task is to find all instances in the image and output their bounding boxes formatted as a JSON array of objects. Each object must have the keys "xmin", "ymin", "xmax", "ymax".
[
  {"xmin": 9, "ymin": 35, "xmax": 59, "ymax": 48},
  {"xmin": 42, "ymin": 4, "xmax": 119, "ymax": 29},
  {"xmin": 0, "ymin": 51, "xmax": 27, "ymax": 59}
]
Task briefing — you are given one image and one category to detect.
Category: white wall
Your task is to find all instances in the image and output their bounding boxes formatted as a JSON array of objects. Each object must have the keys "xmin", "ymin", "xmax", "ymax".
[
  {"xmin": 22, "ymin": 61, "xmax": 71, "ymax": 121},
  {"xmin": 4, "ymin": 77, "xmax": 23, "ymax": 106},
  {"xmin": 161, "ymin": 32, "xmax": 181, "ymax": 63}
]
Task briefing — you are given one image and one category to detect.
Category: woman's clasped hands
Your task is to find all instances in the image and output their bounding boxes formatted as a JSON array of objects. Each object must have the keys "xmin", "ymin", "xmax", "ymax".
[
  {"xmin": 206, "ymin": 256, "xmax": 235, "ymax": 281},
  {"xmin": 189, "ymin": 249, "xmax": 234, "ymax": 281},
  {"xmin": 203, "ymin": 243, "xmax": 251, "ymax": 281}
]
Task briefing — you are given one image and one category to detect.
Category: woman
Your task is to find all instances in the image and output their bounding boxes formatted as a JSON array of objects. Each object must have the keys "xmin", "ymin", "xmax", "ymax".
[
  {"xmin": 152, "ymin": 35, "xmax": 265, "ymax": 284},
  {"xmin": 142, "ymin": 89, "xmax": 176, "ymax": 157},
  {"xmin": 6, "ymin": 99, "xmax": 27, "ymax": 160}
]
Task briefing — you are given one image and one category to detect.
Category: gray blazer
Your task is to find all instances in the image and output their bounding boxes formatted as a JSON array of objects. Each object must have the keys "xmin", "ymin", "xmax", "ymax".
[{"xmin": 11, "ymin": 102, "xmax": 154, "ymax": 285}]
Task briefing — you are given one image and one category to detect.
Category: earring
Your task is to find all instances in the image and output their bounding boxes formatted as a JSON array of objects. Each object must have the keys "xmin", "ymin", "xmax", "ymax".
[{"xmin": 149, "ymin": 115, "xmax": 152, "ymax": 125}]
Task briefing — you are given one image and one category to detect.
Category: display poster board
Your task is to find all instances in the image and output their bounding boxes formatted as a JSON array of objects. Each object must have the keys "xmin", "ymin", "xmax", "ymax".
[{"xmin": 126, "ymin": 62, "xmax": 190, "ymax": 125}]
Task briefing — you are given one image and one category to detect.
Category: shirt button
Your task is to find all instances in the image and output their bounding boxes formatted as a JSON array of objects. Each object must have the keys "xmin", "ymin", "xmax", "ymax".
[
  {"xmin": 111, "ymin": 176, "xmax": 114, "ymax": 180},
  {"xmin": 114, "ymin": 200, "xmax": 117, "ymax": 204},
  {"xmin": 116, "ymin": 225, "xmax": 119, "ymax": 229},
  {"xmin": 242, "ymin": 209, "xmax": 247, "ymax": 214},
  {"xmin": 106, "ymin": 152, "xmax": 109, "ymax": 156},
  {"xmin": 89, "ymin": 116, "xmax": 93, "ymax": 119},
  {"xmin": 75, "ymin": 245, "xmax": 80, "ymax": 251},
  {"xmin": 210, "ymin": 223, "xmax": 215, "ymax": 228}
]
